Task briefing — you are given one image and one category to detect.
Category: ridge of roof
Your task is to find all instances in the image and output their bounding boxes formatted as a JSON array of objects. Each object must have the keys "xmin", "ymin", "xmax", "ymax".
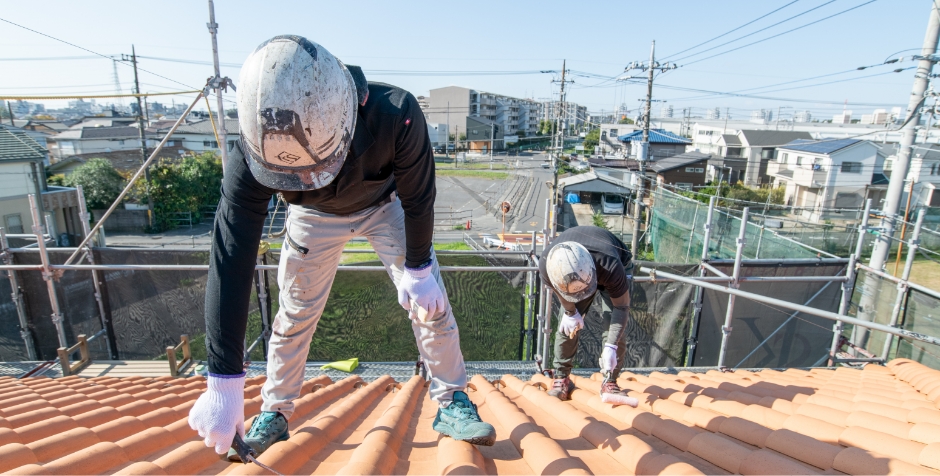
[
  {"xmin": 0, "ymin": 358, "xmax": 938, "ymax": 475},
  {"xmin": 617, "ymin": 129, "xmax": 691, "ymax": 144}
]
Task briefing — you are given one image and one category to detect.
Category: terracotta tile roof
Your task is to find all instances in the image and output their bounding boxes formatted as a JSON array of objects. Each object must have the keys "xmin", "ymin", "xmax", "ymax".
[{"xmin": 1, "ymin": 358, "xmax": 939, "ymax": 475}]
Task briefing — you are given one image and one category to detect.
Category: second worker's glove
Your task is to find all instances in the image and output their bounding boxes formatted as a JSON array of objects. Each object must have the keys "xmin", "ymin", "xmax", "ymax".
[
  {"xmin": 397, "ymin": 261, "xmax": 445, "ymax": 322},
  {"xmin": 559, "ymin": 310, "xmax": 584, "ymax": 338},
  {"xmin": 600, "ymin": 343, "xmax": 618, "ymax": 372},
  {"xmin": 188, "ymin": 374, "xmax": 245, "ymax": 454}
]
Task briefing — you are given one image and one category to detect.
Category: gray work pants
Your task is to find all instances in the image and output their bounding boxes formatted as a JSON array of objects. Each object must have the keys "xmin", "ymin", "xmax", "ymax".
[
  {"xmin": 552, "ymin": 290, "xmax": 629, "ymax": 380},
  {"xmin": 260, "ymin": 198, "xmax": 467, "ymax": 418}
]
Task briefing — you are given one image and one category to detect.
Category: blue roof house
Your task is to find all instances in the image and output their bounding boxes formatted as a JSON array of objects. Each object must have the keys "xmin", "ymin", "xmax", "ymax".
[
  {"xmin": 768, "ymin": 138, "xmax": 886, "ymax": 222},
  {"xmin": 617, "ymin": 129, "xmax": 690, "ymax": 161}
]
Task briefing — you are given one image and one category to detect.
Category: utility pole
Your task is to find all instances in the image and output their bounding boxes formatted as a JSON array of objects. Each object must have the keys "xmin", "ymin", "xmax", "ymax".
[
  {"xmin": 869, "ymin": 2, "xmax": 940, "ymax": 272},
  {"xmin": 6, "ymin": 101, "xmax": 14, "ymax": 126},
  {"xmin": 446, "ymin": 102, "xmax": 450, "ymax": 159},
  {"xmin": 207, "ymin": 0, "xmax": 233, "ymax": 172},
  {"xmin": 550, "ymin": 60, "xmax": 569, "ymax": 234},
  {"xmin": 625, "ymin": 41, "xmax": 677, "ymax": 256},
  {"xmin": 853, "ymin": 1, "xmax": 940, "ymax": 351},
  {"xmin": 124, "ymin": 46, "xmax": 155, "ymax": 228}
]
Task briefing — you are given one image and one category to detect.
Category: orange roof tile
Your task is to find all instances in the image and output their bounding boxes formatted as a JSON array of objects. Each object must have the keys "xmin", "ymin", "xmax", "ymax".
[{"xmin": 1, "ymin": 359, "xmax": 940, "ymax": 474}]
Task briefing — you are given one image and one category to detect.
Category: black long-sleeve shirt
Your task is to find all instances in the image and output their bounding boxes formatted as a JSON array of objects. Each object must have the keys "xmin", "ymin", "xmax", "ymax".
[{"xmin": 205, "ymin": 82, "xmax": 436, "ymax": 375}]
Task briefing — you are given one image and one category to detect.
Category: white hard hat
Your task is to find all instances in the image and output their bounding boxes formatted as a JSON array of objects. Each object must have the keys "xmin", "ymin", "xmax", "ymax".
[
  {"xmin": 237, "ymin": 35, "xmax": 357, "ymax": 191},
  {"xmin": 546, "ymin": 242, "xmax": 597, "ymax": 302}
]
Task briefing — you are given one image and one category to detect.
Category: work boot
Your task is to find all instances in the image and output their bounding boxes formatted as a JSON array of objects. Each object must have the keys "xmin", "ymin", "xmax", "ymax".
[
  {"xmin": 433, "ymin": 391, "xmax": 496, "ymax": 446},
  {"xmin": 226, "ymin": 411, "xmax": 289, "ymax": 461},
  {"xmin": 547, "ymin": 376, "xmax": 574, "ymax": 401}
]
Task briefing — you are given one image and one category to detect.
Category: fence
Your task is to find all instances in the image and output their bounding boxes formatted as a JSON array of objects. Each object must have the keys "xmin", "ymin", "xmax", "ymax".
[{"xmin": 3, "ymin": 186, "xmax": 940, "ymax": 376}]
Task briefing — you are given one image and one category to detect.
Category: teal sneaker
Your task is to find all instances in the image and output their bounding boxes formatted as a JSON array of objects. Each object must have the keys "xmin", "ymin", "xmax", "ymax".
[
  {"xmin": 432, "ymin": 391, "xmax": 496, "ymax": 446},
  {"xmin": 226, "ymin": 411, "xmax": 289, "ymax": 461}
]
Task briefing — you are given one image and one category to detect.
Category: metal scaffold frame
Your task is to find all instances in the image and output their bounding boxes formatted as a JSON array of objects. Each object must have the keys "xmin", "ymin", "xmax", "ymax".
[{"xmin": 1, "ymin": 77, "xmax": 938, "ymax": 372}]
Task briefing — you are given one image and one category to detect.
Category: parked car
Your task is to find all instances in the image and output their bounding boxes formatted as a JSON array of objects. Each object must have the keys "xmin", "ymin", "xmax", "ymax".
[
  {"xmin": 601, "ymin": 194, "xmax": 625, "ymax": 214},
  {"xmin": 540, "ymin": 162, "xmax": 551, "ymax": 169}
]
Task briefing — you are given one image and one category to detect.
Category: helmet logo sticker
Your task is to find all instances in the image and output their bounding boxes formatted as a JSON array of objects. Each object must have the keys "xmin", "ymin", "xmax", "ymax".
[
  {"xmin": 261, "ymin": 108, "xmax": 312, "ymax": 150},
  {"xmin": 277, "ymin": 151, "xmax": 300, "ymax": 164}
]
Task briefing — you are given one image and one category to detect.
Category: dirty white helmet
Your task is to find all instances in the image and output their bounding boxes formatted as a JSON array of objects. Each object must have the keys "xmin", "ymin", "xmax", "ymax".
[
  {"xmin": 237, "ymin": 35, "xmax": 357, "ymax": 191},
  {"xmin": 546, "ymin": 242, "xmax": 597, "ymax": 302}
]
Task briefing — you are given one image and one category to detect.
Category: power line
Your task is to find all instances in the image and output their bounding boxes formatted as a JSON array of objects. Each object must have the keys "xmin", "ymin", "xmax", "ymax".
[
  {"xmin": 671, "ymin": 0, "xmax": 837, "ymax": 63},
  {"xmin": 661, "ymin": 0, "xmax": 802, "ymax": 60},
  {"xmin": 0, "ymin": 17, "xmax": 198, "ymax": 91},
  {"xmin": 682, "ymin": 1, "xmax": 879, "ymax": 66}
]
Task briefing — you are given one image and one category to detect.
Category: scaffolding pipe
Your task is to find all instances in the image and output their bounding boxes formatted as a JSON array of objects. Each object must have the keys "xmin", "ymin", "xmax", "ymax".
[
  {"xmin": 687, "ymin": 196, "xmax": 716, "ymax": 364},
  {"xmin": 706, "ymin": 258, "xmax": 849, "ymax": 265},
  {"xmin": 28, "ymin": 194, "xmax": 67, "ymax": 349},
  {"xmin": 881, "ymin": 208, "xmax": 925, "ymax": 358},
  {"xmin": 527, "ymin": 230, "xmax": 537, "ymax": 360},
  {"xmin": 11, "ymin": 247, "xmax": 533, "ymax": 255},
  {"xmin": 0, "ymin": 228, "xmax": 36, "ymax": 360},
  {"xmin": 76, "ymin": 185, "xmax": 117, "ymax": 359},
  {"xmin": 831, "ymin": 199, "xmax": 872, "ymax": 365},
  {"xmin": 717, "ymin": 207, "xmax": 748, "ymax": 368},
  {"xmin": 856, "ymin": 263, "xmax": 940, "ymax": 301},
  {"xmin": 640, "ymin": 266, "xmax": 940, "ymax": 347},
  {"xmin": 63, "ymin": 91, "xmax": 205, "ymax": 266}
]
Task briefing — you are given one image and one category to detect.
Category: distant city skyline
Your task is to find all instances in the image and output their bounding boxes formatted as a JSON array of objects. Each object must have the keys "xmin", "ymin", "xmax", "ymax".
[{"xmin": 0, "ymin": 1, "xmax": 931, "ymax": 121}]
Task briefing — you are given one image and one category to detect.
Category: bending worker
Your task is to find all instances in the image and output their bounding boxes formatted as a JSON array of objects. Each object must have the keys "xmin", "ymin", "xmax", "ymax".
[
  {"xmin": 188, "ymin": 35, "xmax": 496, "ymax": 456},
  {"xmin": 540, "ymin": 225, "xmax": 636, "ymax": 405}
]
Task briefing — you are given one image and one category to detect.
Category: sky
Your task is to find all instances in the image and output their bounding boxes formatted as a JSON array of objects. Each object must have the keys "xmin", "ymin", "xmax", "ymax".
[{"xmin": 0, "ymin": 0, "xmax": 936, "ymax": 121}]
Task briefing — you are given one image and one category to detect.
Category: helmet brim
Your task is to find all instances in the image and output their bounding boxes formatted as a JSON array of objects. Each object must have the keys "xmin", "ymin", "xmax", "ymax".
[{"xmin": 557, "ymin": 279, "xmax": 597, "ymax": 303}]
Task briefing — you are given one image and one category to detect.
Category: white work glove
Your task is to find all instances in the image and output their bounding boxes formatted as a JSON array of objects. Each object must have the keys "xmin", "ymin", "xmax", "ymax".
[
  {"xmin": 600, "ymin": 344, "xmax": 618, "ymax": 372},
  {"xmin": 559, "ymin": 310, "xmax": 584, "ymax": 338},
  {"xmin": 188, "ymin": 374, "xmax": 245, "ymax": 454},
  {"xmin": 397, "ymin": 262, "xmax": 445, "ymax": 322}
]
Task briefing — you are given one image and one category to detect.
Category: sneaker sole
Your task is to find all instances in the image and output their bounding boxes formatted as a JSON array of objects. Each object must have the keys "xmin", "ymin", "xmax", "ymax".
[{"xmin": 450, "ymin": 434, "xmax": 496, "ymax": 447}]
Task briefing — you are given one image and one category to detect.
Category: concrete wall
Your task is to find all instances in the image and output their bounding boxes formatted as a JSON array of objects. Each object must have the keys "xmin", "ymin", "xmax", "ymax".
[
  {"xmin": 0, "ymin": 162, "xmax": 36, "ymax": 199},
  {"xmin": 427, "ymin": 86, "xmax": 470, "ymax": 135}
]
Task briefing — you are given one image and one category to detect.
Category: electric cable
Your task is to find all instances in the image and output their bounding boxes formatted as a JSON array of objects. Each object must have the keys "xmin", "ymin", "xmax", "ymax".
[{"xmin": 661, "ymin": 0, "xmax": 802, "ymax": 60}]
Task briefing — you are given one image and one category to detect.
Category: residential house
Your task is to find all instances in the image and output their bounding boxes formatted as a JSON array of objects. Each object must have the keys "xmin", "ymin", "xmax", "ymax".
[
  {"xmin": 768, "ymin": 138, "xmax": 885, "ymax": 222},
  {"xmin": 0, "ymin": 125, "xmax": 84, "ymax": 246},
  {"xmin": 880, "ymin": 143, "xmax": 940, "ymax": 213},
  {"xmin": 46, "ymin": 126, "xmax": 145, "ymax": 161},
  {"xmin": 465, "ymin": 116, "xmax": 504, "ymax": 153},
  {"xmin": 689, "ymin": 125, "xmax": 813, "ymax": 186},
  {"xmin": 617, "ymin": 129, "xmax": 690, "ymax": 160},
  {"xmin": 647, "ymin": 151, "xmax": 711, "ymax": 189},
  {"xmin": 596, "ymin": 124, "xmax": 638, "ymax": 157},
  {"xmin": 162, "ymin": 118, "xmax": 240, "ymax": 153},
  {"xmin": 540, "ymin": 101, "xmax": 589, "ymax": 131}
]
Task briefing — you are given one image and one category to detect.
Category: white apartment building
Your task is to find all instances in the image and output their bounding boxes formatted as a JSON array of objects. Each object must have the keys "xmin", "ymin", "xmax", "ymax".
[
  {"xmin": 425, "ymin": 86, "xmax": 540, "ymax": 137},
  {"xmin": 768, "ymin": 138, "xmax": 885, "ymax": 222},
  {"xmin": 540, "ymin": 101, "xmax": 589, "ymax": 131}
]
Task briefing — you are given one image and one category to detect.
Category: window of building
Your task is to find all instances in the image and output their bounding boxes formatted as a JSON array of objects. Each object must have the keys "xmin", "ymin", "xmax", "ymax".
[
  {"xmin": 779, "ymin": 152, "xmax": 788, "ymax": 163},
  {"xmin": 796, "ymin": 156, "xmax": 804, "ymax": 166},
  {"xmin": 695, "ymin": 168, "xmax": 704, "ymax": 173},
  {"xmin": 203, "ymin": 140, "xmax": 219, "ymax": 148},
  {"xmin": 726, "ymin": 147, "xmax": 742, "ymax": 157},
  {"xmin": 675, "ymin": 183, "xmax": 693, "ymax": 190},
  {"xmin": 610, "ymin": 129, "xmax": 618, "ymax": 136},
  {"xmin": 3, "ymin": 214, "xmax": 24, "ymax": 234},
  {"xmin": 228, "ymin": 140, "xmax": 236, "ymax": 151},
  {"xmin": 841, "ymin": 162, "xmax": 862, "ymax": 173},
  {"xmin": 931, "ymin": 189, "xmax": 940, "ymax": 207},
  {"xmin": 930, "ymin": 163, "xmax": 940, "ymax": 175},
  {"xmin": 119, "ymin": 140, "xmax": 125, "ymax": 145},
  {"xmin": 761, "ymin": 148, "xmax": 776, "ymax": 160},
  {"xmin": 685, "ymin": 167, "xmax": 695, "ymax": 172}
]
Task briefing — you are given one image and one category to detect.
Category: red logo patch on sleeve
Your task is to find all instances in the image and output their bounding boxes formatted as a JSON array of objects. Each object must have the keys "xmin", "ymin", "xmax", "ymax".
[{"xmin": 405, "ymin": 118, "xmax": 411, "ymax": 126}]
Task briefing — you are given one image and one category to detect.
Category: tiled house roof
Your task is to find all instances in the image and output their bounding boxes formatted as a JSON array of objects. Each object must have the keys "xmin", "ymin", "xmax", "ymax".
[{"xmin": 0, "ymin": 358, "xmax": 939, "ymax": 474}]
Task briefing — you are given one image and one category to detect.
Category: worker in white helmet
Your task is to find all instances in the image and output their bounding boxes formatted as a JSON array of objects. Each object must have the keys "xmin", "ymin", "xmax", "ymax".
[
  {"xmin": 187, "ymin": 35, "xmax": 495, "ymax": 458},
  {"xmin": 539, "ymin": 225, "xmax": 637, "ymax": 406}
]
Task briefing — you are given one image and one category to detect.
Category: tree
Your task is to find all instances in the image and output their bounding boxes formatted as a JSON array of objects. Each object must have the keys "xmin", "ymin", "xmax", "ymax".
[
  {"xmin": 139, "ymin": 152, "xmax": 224, "ymax": 231},
  {"xmin": 618, "ymin": 117, "xmax": 635, "ymax": 125},
  {"xmin": 537, "ymin": 120, "xmax": 554, "ymax": 136},
  {"xmin": 63, "ymin": 158, "xmax": 126, "ymax": 209},
  {"xmin": 225, "ymin": 108, "xmax": 238, "ymax": 118},
  {"xmin": 583, "ymin": 128, "xmax": 600, "ymax": 150}
]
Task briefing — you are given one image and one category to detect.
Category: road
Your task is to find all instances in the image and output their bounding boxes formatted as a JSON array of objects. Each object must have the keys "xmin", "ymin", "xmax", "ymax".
[{"xmin": 103, "ymin": 153, "xmax": 556, "ymax": 248}]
